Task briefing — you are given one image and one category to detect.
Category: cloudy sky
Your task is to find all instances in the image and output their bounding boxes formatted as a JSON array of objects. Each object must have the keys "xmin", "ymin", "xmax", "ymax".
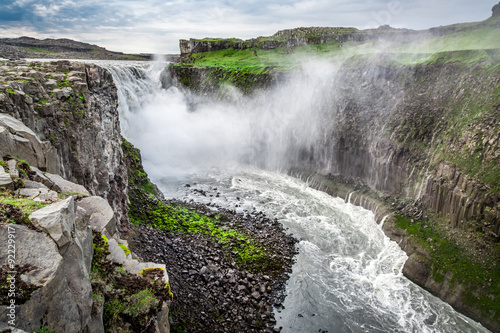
[{"xmin": 0, "ymin": 0, "xmax": 497, "ymax": 54}]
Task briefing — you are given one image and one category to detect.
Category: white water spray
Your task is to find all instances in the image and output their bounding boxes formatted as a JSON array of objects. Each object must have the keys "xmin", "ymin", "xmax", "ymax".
[{"xmin": 104, "ymin": 59, "xmax": 490, "ymax": 333}]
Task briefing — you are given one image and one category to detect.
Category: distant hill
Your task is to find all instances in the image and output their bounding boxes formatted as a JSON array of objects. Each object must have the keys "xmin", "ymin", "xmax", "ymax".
[{"xmin": 0, "ymin": 36, "xmax": 177, "ymax": 61}]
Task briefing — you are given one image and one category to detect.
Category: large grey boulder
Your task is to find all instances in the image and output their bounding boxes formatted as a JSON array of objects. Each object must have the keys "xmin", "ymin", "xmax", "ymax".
[
  {"xmin": 44, "ymin": 172, "xmax": 90, "ymax": 196},
  {"xmin": 76, "ymin": 196, "xmax": 116, "ymax": 237},
  {"xmin": 29, "ymin": 197, "xmax": 75, "ymax": 249},
  {"xmin": 0, "ymin": 224, "xmax": 62, "ymax": 287},
  {"xmin": 30, "ymin": 167, "xmax": 90, "ymax": 196}
]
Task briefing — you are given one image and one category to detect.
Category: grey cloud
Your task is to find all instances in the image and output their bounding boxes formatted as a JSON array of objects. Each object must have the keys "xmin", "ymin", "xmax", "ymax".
[{"xmin": 0, "ymin": 0, "xmax": 497, "ymax": 53}]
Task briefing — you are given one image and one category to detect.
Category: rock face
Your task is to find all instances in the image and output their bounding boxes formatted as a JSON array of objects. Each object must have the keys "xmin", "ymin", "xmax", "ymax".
[
  {"xmin": 169, "ymin": 53, "xmax": 500, "ymax": 331},
  {"xmin": 0, "ymin": 60, "xmax": 170, "ymax": 332},
  {"xmin": 179, "ymin": 27, "xmax": 365, "ymax": 55},
  {"xmin": 0, "ymin": 114, "xmax": 59, "ymax": 174},
  {"xmin": 0, "ymin": 60, "xmax": 129, "ymax": 230},
  {"xmin": 493, "ymin": 2, "xmax": 500, "ymax": 17},
  {"xmin": 0, "ymin": 196, "xmax": 93, "ymax": 333},
  {"xmin": 0, "ymin": 180, "xmax": 169, "ymax": 332}
]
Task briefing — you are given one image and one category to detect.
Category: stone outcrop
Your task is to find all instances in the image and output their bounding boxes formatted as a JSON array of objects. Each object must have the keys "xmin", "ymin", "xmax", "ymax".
[
  {"xmin": 0, "ymin": 195, "xmax": 93, "ymax": 333},
  {"xmin": 0, "ymin": 114, "xmax": 59, "ymax": 174},
  {"xmin": 0, "ymin": 168, "xmax": 170, "ymax": 332},
  {"xmin": 0, "ymin": 60, "xmax": 170, "ymax": 332},
  {"xmin": 493, "ymin": 2, "xmax": 500, "ymax": 17},
  {"xmin": 179, "ymin": 27, "xmax": 365, "ymax": 56},
  {"xmin": 0, "ymin": 60, "xmax": 129, "ymax": 231}
]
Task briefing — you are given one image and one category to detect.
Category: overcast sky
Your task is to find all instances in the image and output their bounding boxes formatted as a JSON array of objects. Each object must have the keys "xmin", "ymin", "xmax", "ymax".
[{"xmin": 0, "ymin": 0, "xmax": 497, "ymax": 54}]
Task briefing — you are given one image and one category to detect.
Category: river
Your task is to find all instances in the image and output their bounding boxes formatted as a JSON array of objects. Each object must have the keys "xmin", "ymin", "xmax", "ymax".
[{"xmin": 103, "ymin": 59, "xmax": 490, "ymax": 333}]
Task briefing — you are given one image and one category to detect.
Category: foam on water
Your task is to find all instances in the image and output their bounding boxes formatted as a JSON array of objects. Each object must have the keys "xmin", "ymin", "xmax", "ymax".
[{"xmin": 105, "ymin": 60, "xmax": 490, "ymax": 333}]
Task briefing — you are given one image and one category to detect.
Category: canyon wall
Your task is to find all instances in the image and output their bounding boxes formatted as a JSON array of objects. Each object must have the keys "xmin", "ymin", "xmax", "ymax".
[
  {"xmin": 169, "ymin": 51, "xmax": 500, "ymax": 331},
  {"xmin": 0, "ymin": 60, "xmax": 130, "ymax": 231}
]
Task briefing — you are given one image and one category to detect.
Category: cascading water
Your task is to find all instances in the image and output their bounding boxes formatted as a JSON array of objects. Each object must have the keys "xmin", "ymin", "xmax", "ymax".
[{"xmin": 103, "ymin": 60, "xmax": 490, "ymax": 333}]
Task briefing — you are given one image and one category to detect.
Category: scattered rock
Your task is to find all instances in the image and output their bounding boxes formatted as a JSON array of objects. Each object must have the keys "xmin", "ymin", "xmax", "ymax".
[{"xmin": 130, "ymin": 200, "xmax": 298, "ymax": 333}]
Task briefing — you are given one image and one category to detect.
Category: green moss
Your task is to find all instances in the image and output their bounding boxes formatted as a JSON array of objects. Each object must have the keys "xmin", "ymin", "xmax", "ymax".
[
  {"xmin": 394, "ymin": 215, "xmax": 500, "ymax": 326},
  {"xmin": 0, "ymin": 190, "xmax": 50, "ymax": 218},
  {"xmin": 118, "ymin": 243, "xmax": 131, "ymax": 255},
  {"xmin": 7, "ymin": 88, "xmax": 15, "ymax": 94},
  {"xmin": 101, "ymin": 234, "xmax": 108, "ymax": 243},
  {"xmin": 106, "ymin": 289, "xmax": 159, "ymax": 317},
  {"xmin": 57, "ymin": 80, "xmax": 72, "ymax": 88}
]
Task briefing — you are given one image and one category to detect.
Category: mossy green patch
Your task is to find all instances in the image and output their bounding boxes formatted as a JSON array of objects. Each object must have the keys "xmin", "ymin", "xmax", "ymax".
[
  {"xmin": 118, "ymin": 243, "xmax": 131, "ymax": 255},
  {"xmin": 138, "ymin": 203, "xmax": 270, "ymax": 268},
  {"xmin": 0, "ymin": 190, "xmax": 50, "ymax": 218},
  {"xmin": 57, "ymin": 80, "xmax": 72, "ymax": 88},
  {"xmin": 122, "ymin": 137, "xmax": 279, "ymax": 272},
  {"xmin": 394, "ymin": 215, "xmax": 500, "ymax": 327},
  {"xmin": 90, "ymin": 230, "xmax": 171, "ymax": 332}
]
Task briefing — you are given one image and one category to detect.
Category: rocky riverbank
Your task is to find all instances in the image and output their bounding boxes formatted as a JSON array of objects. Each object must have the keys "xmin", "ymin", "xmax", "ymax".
[{"xmin": 130, "ymin": 200, "xmax": 298, "ymax": 333}]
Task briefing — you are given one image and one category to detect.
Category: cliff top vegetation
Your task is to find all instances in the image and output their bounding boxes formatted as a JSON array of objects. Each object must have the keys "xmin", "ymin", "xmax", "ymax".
[{"xmin": 175, "ymin": 16, "xmax": 500, "ymax": 74}]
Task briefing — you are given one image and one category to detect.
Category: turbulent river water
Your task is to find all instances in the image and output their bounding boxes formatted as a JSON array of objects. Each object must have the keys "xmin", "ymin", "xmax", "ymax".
[{"xmin": 102, "ymin": 60, "xmax": 490, "ymax": 333}]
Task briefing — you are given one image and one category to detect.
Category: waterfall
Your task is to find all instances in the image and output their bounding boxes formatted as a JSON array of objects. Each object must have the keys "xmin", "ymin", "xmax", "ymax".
[
  {"xmin": 103, "ymin": 59, "xmax": 341, "ymax": 179},
  {"xmin": 104, "ymin": 60, "xmax": 491, "ymax": 333}
]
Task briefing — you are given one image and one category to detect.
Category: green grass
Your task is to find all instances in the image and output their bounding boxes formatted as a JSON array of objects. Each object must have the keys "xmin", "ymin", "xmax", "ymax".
[
  {"xmin": 176, "ymin": 17, "xmax": 500, "ymax": 74},
  {"xmin": 0, "ymin": 190, "xmax": 50, "ymax": 218},
  {"xmin": 118, "ymin": 243, "xmax": 131, "ymax": 255}
]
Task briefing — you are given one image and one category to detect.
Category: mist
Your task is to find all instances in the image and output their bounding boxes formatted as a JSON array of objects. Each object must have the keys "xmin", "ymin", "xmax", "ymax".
[{"xmin": 109, "ymin": 58, "xmax": 340, "ymax": 180}]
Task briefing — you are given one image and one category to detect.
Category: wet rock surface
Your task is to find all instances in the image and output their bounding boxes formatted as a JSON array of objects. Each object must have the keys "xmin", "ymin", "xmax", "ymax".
[{"xmin": 130, "ymin": 201, "xmax": 298, "ymax": 333}]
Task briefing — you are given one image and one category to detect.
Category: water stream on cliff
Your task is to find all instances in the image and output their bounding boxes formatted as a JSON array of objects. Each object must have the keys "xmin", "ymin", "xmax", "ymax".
[{"xmin": 104, "ymin": 60, "xmax": 489, "ymax": 333}]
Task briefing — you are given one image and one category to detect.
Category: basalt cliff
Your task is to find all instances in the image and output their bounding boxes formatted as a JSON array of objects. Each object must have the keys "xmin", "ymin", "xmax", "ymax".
[
  {"xmin": 0, "ymin": 60, "xmax": 171, "ymax": 332},
  {"xmin": 169, "ymin": 10, "xmax": 500, "ymax": 332}
]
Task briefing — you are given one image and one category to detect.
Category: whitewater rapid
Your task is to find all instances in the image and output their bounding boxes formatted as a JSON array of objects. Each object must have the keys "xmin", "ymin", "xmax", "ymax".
[{"xmin": 104, "ymin": 60, "xmax": 490, "ymax": 333}]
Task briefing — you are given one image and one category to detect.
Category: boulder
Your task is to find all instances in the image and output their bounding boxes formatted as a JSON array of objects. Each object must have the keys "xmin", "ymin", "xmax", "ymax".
[
  {"xmin": 0, "ymin": 114, "xmax": 44, "ymax": 168},
  {"xmin": 0, "ymin": 197, "xmax": 93, "ymax": 333},
  {"xmin": 0, "ymin": 114, "xmax": 60, "ymax": 174},
  {"xmin": 43, "ymin": 172, "xmax": 90, "ymax": 196},
  {"xmin": 0, "ymin": 224, "xmax": 62, "ymax": 287},
  {"xmin": 76, "ymin": 196, "xmax": 116, "ymax": 237},
  {"xmin": 30, "ymin": 167, "xmax": 90, "ymax": 196},
  {"xmin": 22, "ymin": 180, "xmax": 49, "ymax": 189},
  {"xmin": 29, "ymin": 197, "xmax": 75, "ymax": 249}
]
